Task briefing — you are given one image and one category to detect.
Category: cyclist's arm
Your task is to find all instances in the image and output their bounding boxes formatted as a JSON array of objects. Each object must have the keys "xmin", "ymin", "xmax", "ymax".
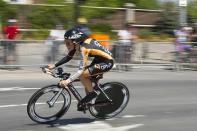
[
  {"xmin": 55, "ymin": 49, "xmax": 76, "ymax": 67},
  {"xmin": 67, "ymin": 47, "xmax": 88, "ymax": 83}
]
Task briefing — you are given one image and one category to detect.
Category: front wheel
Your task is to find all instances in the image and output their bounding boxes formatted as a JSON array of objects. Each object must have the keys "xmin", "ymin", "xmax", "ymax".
[
  {"xmin": 27, "ymin": 85, "xmax": 71, "ymax": 123},
  {"xmin": 89, "ymin": 82, "xmax": 130, "ymax": 119}
]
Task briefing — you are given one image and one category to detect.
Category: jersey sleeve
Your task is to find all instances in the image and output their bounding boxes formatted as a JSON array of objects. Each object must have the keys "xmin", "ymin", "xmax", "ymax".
[
  {"xmin": 55, "ymin": 49, "xmax": 76, "ymax": 67},
  {"xmin": 67, "ymin": 47, "xmax": 89, "ymax": 82}
]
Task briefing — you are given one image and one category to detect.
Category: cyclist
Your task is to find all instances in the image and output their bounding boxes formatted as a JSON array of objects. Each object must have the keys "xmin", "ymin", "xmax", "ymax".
[{"xmin": 48, "ymin": 28, "xmax": 114, "ymax": 111}]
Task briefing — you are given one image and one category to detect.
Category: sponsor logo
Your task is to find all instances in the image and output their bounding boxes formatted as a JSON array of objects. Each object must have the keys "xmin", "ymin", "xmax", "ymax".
[
  {"xmin": 69, "ymin": 32, "xmax": 83, "ymax": 39},
  {"xmin": 94, "ymin": 41, "xmax": 112, "ymax": 56},
  {"xmin": 100, "ymin": 63, "xmax": 112, "ymax": 70}
]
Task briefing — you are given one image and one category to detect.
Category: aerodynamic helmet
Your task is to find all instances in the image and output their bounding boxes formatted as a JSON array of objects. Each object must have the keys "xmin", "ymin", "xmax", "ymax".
[{"xmin": 64, "ymin": 28, "xmax": 88, "ymax": 44}]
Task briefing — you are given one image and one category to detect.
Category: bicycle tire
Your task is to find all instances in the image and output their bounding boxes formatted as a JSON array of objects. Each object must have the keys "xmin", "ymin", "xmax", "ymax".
[
  {"xmin": 89, "ymin": 82, "xmax": 130, "ymax": 119},
  {"xmin": 27, "ymin": 85, "xmax": 71, "ymax": 123}
]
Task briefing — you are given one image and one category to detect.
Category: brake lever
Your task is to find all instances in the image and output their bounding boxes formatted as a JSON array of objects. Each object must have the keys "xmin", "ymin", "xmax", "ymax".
[{"xmin": 40, "ymin": 67, "xmax": 58, "ymax": 78}]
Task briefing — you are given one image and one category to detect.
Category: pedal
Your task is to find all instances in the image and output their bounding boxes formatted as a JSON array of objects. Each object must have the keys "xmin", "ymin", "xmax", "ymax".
[
  {"xmin": 77, "ymin": 103, "xmax": 88, "ymax": 113},
  {"xmin": 83, "ymin": 108, "xmax": 86, "ymax": 114},
  {"xmin": 82, "ymin": 104, "xmax": 87, "ymax": 114}
]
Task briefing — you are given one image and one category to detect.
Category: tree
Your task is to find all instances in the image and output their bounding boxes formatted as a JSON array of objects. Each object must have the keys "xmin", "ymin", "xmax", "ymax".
[
  {"xmin": 83, "ymin": 0, "xmax": 160, "ymax": 9},
  {"xmin": 80, "ymin": 0, "xmax": 122, "ymax": 19},
  {"xmin": 27, "ymin": 6, "xmax": 73, "ymax": 29},
  {"xmin": 38, "ymin": 0, "xmax": 65, "ymax": 4},
  {"xmin": 188, "ymin": 0, "xmax": 197, "ymax": 23},
  {"xmin": 126, "ymin": 0, "xmax": 160, "ymax": 9},
  {"xmin": 0, "ymin": 0, "xmax": 17, "ymax": 25},
  {"xmin": 154, "ymin": 2, "xmax": 179, "ymax": 35}
]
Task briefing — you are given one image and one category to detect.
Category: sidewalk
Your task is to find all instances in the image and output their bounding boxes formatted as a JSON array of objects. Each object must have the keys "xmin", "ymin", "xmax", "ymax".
[
  {"xmin": 3, "ymin": 42, "xmax": 195, "ymax": 71},
  {"xmin": 0, "ymin": 42, "xmax": 176, "ymax": 66}
]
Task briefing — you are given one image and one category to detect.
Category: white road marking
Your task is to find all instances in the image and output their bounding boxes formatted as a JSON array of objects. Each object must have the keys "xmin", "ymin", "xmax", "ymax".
[
  {"xmin": 0, "ymin": 100, "xmax": 77, "ymax": 108},
  {"xmin": 0, "ymin": 86, "xmax": 83, "ymax": 92},
  {"xmin": 0, "ymin": 87, "xmax": 38, "ymax": 92},
  {"xmin": 0, "ymin": 87, "xmax": 23, "ymax": 91},
  {"xmin": 106, "ymin": 115, "xmax": 145, "ymax": 121},
  {"xmin": 0, "ymin": 104, "xmax": 27, "ymax": 108},
  {"xmin": 59, "ymin": 121, "xmax": 144, "ymax": 131},
  {"xmin": 121, "ymin": 115, "xmax": 145, "ymax": 118}
]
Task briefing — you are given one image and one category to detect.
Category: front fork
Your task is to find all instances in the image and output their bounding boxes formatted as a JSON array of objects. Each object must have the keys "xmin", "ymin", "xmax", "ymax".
[{"xmin": 47, "ymin": 87, "xmax": 63, "ymax": 107}]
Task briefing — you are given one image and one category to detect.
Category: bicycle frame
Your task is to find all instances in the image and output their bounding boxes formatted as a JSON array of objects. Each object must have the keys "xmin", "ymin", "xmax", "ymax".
[
  {"xmin": 46, "ymin": 79, "xmax": 82, "ymax": 107},
  {"xmin": 41, "ymin": 67, "xmax": 112, "ymax": 108},
  {"xmin": 67, "ymin": 82, "xmax": 83, "ymax": 102},
  {"xmin": 68, "ymin": 78, "xmax": 112, "ymax": 103},
  {"xmin": 27, "ymin": 67, "xmax": 129, "ymax": 123},
  {"xmin": 47, "ymin": 78, "xmax": 112, "ymax": 109}
]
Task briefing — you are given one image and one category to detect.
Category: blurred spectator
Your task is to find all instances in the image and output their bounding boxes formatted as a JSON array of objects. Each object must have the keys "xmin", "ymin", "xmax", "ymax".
[
  {"xmin": 190, "ymin": 24, "xmax": 197, "ymax": 62},
  {"xmin": 3, "ymin": 19, "xmax": 20, "ymax": 65},
  {"xmin": 116, "ymin": 24, "xmax": 134, "ymax": 71},
  {"xmin": 75, "ymin": 17, "xmax": 91, "ymax": 37},
  {"xmin": 0, "ymin": 33, "xmax": 2, "ymax": 39},
  {"xmin": 174, "ymin": 26, "xmax": 193, "ymax": 63},
  {"xmin": 0, "ymin": 24, "xmax": 3, "ymax": 64},
  {"xmin": 0, "ymin": 27, "xmax": 2, "ymax": 39},
  {"xmin": 174, "ymin": 26, "xmax": 192, "ymax": 52},
  {"xmin": 0, "ymin": 25, "xmax": 3, "ymax": 39},
  {"xmin": 45, "ymin": 24, "xmax": 65, "ymax": 63},
  {"xmin": 191, "ymin": 24, "xmax": 197, "ymax": 46}
]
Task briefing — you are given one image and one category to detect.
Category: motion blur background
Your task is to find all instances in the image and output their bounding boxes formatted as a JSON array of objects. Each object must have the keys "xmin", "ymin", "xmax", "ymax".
[
  {"xmin": 1, "ymin": 1, "xmax": 197, "ymax": 131},
  {"xmin": 0, "ymin": 0, "xmax": 197, "ymax": 70}
]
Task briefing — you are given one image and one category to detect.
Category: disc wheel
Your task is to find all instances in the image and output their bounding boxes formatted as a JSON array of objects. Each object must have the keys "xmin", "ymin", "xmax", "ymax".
[{"xmin": 89, "ymin": 82, "xmax": 130, "ymax": 119}]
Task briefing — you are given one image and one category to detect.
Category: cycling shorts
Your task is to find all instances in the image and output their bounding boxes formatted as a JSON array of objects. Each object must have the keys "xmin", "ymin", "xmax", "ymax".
[{"xmin": 87, "ymin": 57, "xmax": 114, "ymax": 75}]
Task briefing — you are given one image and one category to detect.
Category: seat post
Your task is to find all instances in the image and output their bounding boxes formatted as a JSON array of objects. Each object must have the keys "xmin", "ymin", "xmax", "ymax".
[
  {"xmin": 92, "ymin": 78, "xmax": 99, "ymax": 90},
  {"xmin": 91, "ymin": 74, "xmax": 103, "ymax": 90}
]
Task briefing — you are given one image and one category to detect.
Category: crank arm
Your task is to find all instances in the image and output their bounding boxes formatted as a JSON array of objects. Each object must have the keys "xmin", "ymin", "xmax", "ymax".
[{"xmin": 88, "ymin": 100, "xmax": 113, "ymax": 107}]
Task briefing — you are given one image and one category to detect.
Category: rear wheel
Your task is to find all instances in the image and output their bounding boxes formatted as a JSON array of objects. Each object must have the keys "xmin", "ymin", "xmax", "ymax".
[
  {"xmin": 89, "ymin": 82, "xmax": 130, "ymax": 119},
  {"xmin": 27, "ymin": 85, "xmax": 71, "ymax": 123}
]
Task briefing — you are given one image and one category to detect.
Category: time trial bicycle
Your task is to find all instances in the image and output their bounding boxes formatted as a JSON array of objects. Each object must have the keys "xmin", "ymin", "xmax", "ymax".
[{"xmin": 27, "ymin": 66, "xmax": 130, "ymax": 123}]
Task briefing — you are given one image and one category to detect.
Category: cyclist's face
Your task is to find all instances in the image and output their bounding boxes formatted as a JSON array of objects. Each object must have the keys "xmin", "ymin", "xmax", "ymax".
[{"xmin": 65, "ymin": 39, "xmax": 75, "ymax": 51}]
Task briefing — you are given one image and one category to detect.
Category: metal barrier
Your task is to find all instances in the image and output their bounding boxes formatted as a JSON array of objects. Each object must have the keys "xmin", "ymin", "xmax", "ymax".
[{"xmin": 0, "ymin": 40, "xmax": 196, "ymax": 71}]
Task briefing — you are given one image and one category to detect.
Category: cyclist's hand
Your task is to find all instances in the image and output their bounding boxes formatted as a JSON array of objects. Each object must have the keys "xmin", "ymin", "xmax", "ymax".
[
  {"xmin": 59, "ymin": 79, "xmax": 71, "ymax": 87},
  {"xmin": 47, "ymin": 64, "xmax": 55, "ymax": 70}
]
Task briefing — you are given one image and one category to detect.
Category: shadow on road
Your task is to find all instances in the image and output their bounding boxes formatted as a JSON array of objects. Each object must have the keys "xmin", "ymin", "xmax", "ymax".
[
  {"xmin": 47, "ymin": 117, "xmax": 95, "ymax": 127},
  {"xmin": 26, "ymin": 118, "xmax": 96, "ymax": 128}
]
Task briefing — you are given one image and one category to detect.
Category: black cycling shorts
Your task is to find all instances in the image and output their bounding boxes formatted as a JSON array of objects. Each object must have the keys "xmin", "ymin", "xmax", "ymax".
[{"xmin": 87, "ymin": 57, "xmax": 114, "ymax": 75}]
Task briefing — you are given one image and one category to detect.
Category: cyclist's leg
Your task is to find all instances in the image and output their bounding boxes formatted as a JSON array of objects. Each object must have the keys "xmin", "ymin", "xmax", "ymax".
[
  {"xmin": 79, "ymin": 58, "xmax": 103, "ymax": 93},
  {"xmin": 78, "ymin": 69, "xmax": 95, "ymax": 111},
  {"xmin": 79, "ymin": 69, "xmax": 93, "ymax": 93},
  {"xmin": 77, "ymin": 59, "xmax": 114, "ymax": 110},
  {"xmin": 80, "ymin": 59, "xmax": 114, "ymax": 101}
]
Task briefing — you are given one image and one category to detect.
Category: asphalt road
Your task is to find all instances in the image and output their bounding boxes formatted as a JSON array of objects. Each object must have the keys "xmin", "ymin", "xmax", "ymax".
[{"xmin": 0, "ymin": 69, "xmax": 197, "ymax": 131}]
